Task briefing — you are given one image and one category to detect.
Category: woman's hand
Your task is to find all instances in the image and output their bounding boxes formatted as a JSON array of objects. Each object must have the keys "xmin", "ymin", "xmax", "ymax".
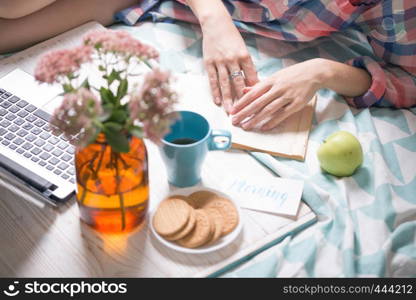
[
  {"xmin": 231, "ymin": 59, "xmax": 325, "ymax": 131},
  {"xmin": 201, "ymin": 15, "xmax": 258, "ymax": 113},
  {"xmin": 231, "ymin": 58, "xmax": 372, "ymax": 131}
]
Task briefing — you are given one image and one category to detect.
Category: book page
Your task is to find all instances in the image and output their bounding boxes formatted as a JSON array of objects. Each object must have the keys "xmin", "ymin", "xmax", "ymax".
[
  {"xmin": 173, "ymin": 74, "xmax": 315, "ymax": 160},
  {"xmin": 0, "ymin": 21, "xmax": 105, "ymax": 78}
]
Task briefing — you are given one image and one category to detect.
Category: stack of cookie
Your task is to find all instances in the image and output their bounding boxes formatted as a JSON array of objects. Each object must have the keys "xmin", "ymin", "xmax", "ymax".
[{"xmin": 152, "ymin": 191, "xmax": 239, "ymax": 249}]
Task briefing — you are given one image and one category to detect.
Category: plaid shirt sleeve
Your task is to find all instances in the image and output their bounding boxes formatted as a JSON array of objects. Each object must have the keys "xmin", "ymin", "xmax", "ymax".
[
  {"xmin": 343, "ymin": 0, "xmax": 416, "ymax": 108},
  {"xmin": 345, "ymin": 57, "xmax": 416, "ymax": 108},
  {"xmin": 116, "ymin": 0, "xmax": 416, "ymax": 108}
]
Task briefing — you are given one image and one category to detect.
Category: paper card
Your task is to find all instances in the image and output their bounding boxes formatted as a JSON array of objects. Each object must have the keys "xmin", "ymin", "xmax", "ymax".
[{"xmin": 223, "ymin": 176, "xmax": 304, "ymax": 216}]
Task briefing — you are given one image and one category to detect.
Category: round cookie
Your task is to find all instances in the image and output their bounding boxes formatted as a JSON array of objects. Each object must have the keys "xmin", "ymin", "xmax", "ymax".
[
  {"xmin": 203, "ymin": 197, "xmax": 239, "ymax": 236},
  {"xmin": 204, "ymin": 207, "xmax": 224, "ymax": 245},
  {"xmin": 177, "ymin": 209, "xmax": 213, "ymax": 248},
  {"xmin": 187, "ymin": 190, "xmax": 218, "ymax": 208},
  {"xmin": 166, "ymin": 195, "xmax": 193, "ymax": 214},
  {"xmin": 164, "ymin": 209, "xmax": 196, "ymax": 241},
  {"xmin": 153, "ymin": 198, "xmax": 192, "ymax": 237},
  {"xmin": 166, "ymin": 194, "xmax": 189, "ymax": 202}
]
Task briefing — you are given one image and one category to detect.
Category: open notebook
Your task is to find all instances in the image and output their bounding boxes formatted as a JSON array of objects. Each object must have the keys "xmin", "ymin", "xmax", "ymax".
[{"xmin": 174, "ymin": 75, "xmax": 316, "ymax": 160}]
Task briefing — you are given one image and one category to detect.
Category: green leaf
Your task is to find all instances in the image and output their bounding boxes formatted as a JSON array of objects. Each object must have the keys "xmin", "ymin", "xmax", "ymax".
[
  {"xmin": 117, "ymin": 79, "xmax": 128, "ymax": 100},
  {"xmin": 98, "ymin": 65, "xmax": 106, "ymax": 72},
  {"xmin": 107, "ymin": 69, "xmax": 121, "ymax": 85},
  {"xmin": 108, "ymin": 109, "xmax": 128, "ymax": 123},
  {"xmin": 103, "ymin": 122, "xmax": 130, "ymax": 153},
  {"xmin": 105, "ymin": 122, "xmax": 122, "ymax": 131},
  {"xmin": 130, "ymin": 126, "xmax": 143, "ymax": 139},
  {"xmin": 80, "ymin": 78, "xmax": 90, "ymax": 90},
  {"xmin": 99, "ymin": 103, "xmax": 113, "ymax": 122},
  {"xmin": 63, "ymin": 84, "xmax": 74, "ymax": 94},
  {"xmin": 67, "ymin": 73, "xmax": 76, "ymax": 80},
  {"xmin": 86, "ymin": 127, "xmax": 101, "ymax": 145},
  {"xmin": 100, "ymin": 87, "xmax": 115, "ymax": 104}
]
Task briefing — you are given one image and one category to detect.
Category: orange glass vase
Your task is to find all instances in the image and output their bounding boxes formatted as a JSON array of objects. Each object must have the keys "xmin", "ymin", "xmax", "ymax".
[{"xmin": 75, "ymin": 135, "xmax": 149, "ymax": 233}]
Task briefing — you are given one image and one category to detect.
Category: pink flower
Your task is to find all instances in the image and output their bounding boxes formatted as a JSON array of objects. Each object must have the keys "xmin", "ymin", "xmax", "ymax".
[
  {"xmin": 50, "ymin": 88, "xmax": 102, "ymax": 147},
  {"xmin": 36, "ymin": 28, "xmax": 176, "ymax": 150},
  {"xmin": 83, "ymin": 29, "xmax": 159, "ymax": 60},
  {"xmin": 129, "ymin": 69, "xmax": 178, "ymax": 144},
  {"xmin": 35, "ymin": 45, "xmax": 93, "ymax": 84}
]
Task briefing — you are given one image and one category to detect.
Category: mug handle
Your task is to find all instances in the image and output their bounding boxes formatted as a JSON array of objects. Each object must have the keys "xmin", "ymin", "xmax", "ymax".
[{"xmin": 208, "ymin": 129, "xmax": 232, "ymax": 151}]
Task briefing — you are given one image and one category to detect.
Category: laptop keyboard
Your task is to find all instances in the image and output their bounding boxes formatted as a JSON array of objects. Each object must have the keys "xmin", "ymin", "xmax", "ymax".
[{"xmin": 0, "ymin": 88, "xmax": 75, "ymax": 184}]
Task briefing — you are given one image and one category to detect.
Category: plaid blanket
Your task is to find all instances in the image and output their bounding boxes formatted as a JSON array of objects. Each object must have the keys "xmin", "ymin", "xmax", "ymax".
[{"xmin": 117, "ymin": 0, "xmax": 416, "ymax": 109}]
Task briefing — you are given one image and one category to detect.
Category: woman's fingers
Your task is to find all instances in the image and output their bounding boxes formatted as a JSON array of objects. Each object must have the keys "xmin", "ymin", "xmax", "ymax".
[
  {"xmin": 206, "ymin": 63, "xmax": 222, "ymax": 105},
  {"xmin": 260, "ymin": 101, "xmax": 302, "ymax": 131},
  {"xmin": 243, "ymin": 86, "xmax": 251, "ymax": 94},
  {"xmin": 216, "ymin": 64, "xmax": 233, "ymax": 113},
  {"xmin": 231, "ymin": 89, "xmax": 282, "ymax": 126},
  {"xmin": 241, "ymin": 97, "xmax": 291, "ymax": 130},
  {"xmin": 231, "ymin": 82, "xmax": 269, "ymax": 114},
  {"xmin": 205, "ymin": 55, "xmax": 257, "ymax": 111},
  {"xmin": 229, "ymin": 62, "xmax": 245, "ymax": 99},
  {"xmin": 240, "ymin": 55, "xmax": 258, "ymax": 86}
]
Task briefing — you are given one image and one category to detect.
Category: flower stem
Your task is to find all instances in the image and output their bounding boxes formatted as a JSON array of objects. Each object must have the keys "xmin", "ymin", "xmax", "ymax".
[
  {"xmin": 79, "ymin": 172, "xmax": 90, "ymax": 205},
  {"xmin": 113, "ymin": 150, "xmax": 126, "ymax": 230},
  {"xmin": 118, "ymin": 154, "xmax": 130, "ymax": 169},
  {"xmin": 143, "ymin": 60, "xmax": 153, "ymax": 69},
  {"xmin": 88, "ymin": 151, "xmax": 100, "ymax": 172},
  {"xmin": 92, "ymin": 144, "xmax": 106, "ymax": 180},
  {"xmin": 79, "ymin": 150, "xmax": 99, "ymax": 204},
  {"xmin": 79, "ymin": 143, "xmax": 107, "ymax": 204}
]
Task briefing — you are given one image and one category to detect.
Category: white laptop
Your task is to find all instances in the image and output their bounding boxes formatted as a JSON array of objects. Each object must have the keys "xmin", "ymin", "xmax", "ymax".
[{"xmin": 0, "ymin": 68, "xmax": 75, "ymax": 205}]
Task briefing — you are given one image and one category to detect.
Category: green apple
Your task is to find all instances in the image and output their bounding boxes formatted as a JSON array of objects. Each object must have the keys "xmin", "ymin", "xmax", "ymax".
[{"xmin": 317, "ymin": 131, "xmax": 363, "ymax": 177}]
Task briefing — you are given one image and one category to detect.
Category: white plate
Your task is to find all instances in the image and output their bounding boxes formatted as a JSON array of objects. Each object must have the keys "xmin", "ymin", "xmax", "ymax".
[{"xmin": 150, "ymin": 187, "xmax": 243, "ymax": 254}]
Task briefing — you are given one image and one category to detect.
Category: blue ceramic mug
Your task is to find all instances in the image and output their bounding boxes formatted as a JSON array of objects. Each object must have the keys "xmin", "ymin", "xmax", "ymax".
[{"xmin": 159, "ymin": 111, "xmax": 232, "ymax": 187}]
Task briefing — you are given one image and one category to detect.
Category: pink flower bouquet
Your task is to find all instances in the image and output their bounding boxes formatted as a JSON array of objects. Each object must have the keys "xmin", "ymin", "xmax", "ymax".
[{"xmin": 35, "ymin": 29, "xmax": 178, "ymax": 152}]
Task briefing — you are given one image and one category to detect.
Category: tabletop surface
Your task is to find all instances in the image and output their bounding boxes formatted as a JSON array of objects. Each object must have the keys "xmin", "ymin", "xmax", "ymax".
[
  {"xmin": 0, "ymin": 141, "xmax": 314, "ymax": 277},
  {"xmin": 0, "ymin": 23, "xmax": 314, "ymax": 277}
]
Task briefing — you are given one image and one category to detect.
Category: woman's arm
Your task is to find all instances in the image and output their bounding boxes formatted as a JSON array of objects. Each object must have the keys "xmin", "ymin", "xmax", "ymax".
[
  {"xmin": 317, "ymin": 59, "xmax": 372, "ymax": 98},
  {"xmin": 184, "ymin": 0, "xmax": 226, "ymax": 25},
  {"xmin": 231, "ymin": 58, "xmax": 372, "ymax": 131},
  {"xmin": 185, "ymin": 0, "xmax": 258, "ymax": 112},
  {"xmin": 0, "ymin": 0, "xmax": 57, "ymax": 19}
]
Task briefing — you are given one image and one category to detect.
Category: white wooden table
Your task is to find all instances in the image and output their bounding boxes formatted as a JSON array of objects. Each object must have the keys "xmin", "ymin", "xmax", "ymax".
[{"xmin": 0, "ymin": 141, "xmax": 315, "ymax": 277}]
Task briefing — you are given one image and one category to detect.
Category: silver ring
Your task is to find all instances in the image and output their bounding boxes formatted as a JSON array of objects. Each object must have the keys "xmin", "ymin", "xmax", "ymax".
[{"xmin": 230, "ymin": 70, "xmax": 245, "ymax": 80}]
